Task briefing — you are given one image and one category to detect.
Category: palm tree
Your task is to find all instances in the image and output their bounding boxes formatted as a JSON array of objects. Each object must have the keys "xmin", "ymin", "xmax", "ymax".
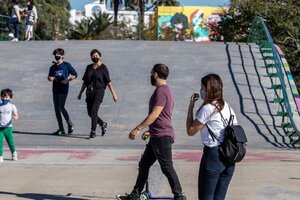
[{"xmin": 71, "ymin": 13, "xmax": 113, "ymax": 40}]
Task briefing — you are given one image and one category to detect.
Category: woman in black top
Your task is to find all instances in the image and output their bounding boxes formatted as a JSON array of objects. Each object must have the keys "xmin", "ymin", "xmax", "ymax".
[{"xmin": 78, "ymin": 49, "xmax": 118, "ymax": 139}]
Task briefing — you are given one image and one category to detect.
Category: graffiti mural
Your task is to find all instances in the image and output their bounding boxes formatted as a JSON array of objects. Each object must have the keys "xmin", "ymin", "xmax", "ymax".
[{"xmin": 157, "ymin": 6, "xmax": 226, "ymax": 42}]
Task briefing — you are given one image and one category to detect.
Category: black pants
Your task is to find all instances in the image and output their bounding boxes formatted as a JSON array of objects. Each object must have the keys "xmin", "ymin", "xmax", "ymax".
[
  {"xmin": 86, "ymin": 97, "xmax": 103, "ymax": 132},
  {"xmin": 133, "ymin": 136, "xmax": 184, "ymax": 199},
  {"xmin": 53, "ymin": 94, "xmax": 70, "ymax": 130}
]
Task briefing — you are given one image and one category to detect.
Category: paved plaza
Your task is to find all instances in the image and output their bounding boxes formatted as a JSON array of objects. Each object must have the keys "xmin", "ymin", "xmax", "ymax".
[{"xmin": 0, "ymin": 40, "xmax": 299, "ymax": 199}]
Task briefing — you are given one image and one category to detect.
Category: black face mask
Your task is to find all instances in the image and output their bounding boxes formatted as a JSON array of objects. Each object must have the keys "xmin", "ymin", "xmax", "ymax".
[
  {"xmin": 55, "ymin": 55, "xmax": 62, "ymax": 61},
  {"xmin": 150, "ymin": 75, "xmax": 156, "ymax": 86},
  {"xmin": 92, "ymin": 57, "xmax": 99, "ymax": 63}
]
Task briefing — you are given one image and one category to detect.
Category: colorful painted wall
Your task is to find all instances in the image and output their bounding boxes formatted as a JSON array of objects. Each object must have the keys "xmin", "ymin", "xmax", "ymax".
[{"xmin": 157, "ymin": 6, "xmax": 226, "ymax": 41}]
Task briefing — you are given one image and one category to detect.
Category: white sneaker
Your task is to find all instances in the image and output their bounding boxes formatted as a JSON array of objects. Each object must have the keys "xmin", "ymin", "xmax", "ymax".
[
  {"xmin": 8, "ymin": 32, "xmax": 14, "ymax": 38},
  {"xmin": 0, "ymin": 156, "xmax": 3, "ymax": 162},
  {"xmin": 11, "ymin": 38, "xmax": 18, "ymax": 42},
  {"xmin": 12, "ymin": 152, "xmax": 17, "ymax": 161}
]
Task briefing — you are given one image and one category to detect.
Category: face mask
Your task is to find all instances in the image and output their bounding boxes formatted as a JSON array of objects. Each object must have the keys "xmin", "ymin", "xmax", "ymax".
[
  {"xmin": 150, "ymin": 75, "xmax": 156, "ymax": 86},
  {"xmin": 200, "ymin": 88, "xmax": 206, "ymax": 100},
  {"xmin": 92, "ymin": 57, "xmax": 99, "ymax": 63},
  {"xmin": 1, "ymin": 99, "xmax": 10, "ymax": 105},
  {"xmin": 55, "ymin": 55, "xmax": 62, "ymax": 61}
]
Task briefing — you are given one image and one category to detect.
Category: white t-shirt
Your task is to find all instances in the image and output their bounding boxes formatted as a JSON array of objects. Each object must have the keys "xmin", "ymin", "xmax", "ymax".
[
  {"xmin": 11, "ymin": 5, "xmax": 20, "ymax": 18},
  {"xmin": 196, "ymin": 102, "xmax": 238, "ymax": 147},
  {"xmin": 0, "ymin": 103, "xmax": 17, "ymax": 127}
]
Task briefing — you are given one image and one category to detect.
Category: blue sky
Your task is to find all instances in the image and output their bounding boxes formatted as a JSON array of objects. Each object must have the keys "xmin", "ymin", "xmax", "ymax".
[{"xmin": 69, "ymin": 0, "xmax": 229, "ymax": 10}]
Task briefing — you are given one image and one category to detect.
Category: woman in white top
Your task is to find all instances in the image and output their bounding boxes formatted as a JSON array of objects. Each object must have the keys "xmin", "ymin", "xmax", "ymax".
[
  {"xmin": 186, "ymin": 74, "xmax": 237, "ymax": 200},
  {"xmin": 8, "ymin": 0, "xmax": 21, "ymax": 41}
]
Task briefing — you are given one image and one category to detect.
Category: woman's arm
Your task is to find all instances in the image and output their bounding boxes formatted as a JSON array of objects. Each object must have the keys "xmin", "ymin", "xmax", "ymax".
[
  {"xmin": 107, "ymin": 82, "xmax": 118, "ymax": 102},
  {"xmin": 186, "ymin": 94, "xmax": 205, "ymax": 136},
  {"xmin": 78, "ymin": 83, "xmax": 87, "ymax": 100}
]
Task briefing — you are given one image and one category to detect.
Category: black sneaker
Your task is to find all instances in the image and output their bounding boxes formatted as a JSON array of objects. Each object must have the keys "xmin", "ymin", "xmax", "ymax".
[
  {"xmin": 53, "ymin": 129, "xmax": 65, "ymax": 135},
  {"xmin": 68, "ymin": 122, "xmax": 74, "ymax": 134},
  {"xmin": 89, "ymin": 131, "xmax": 96, "ymax": 139},
  {"xmin": 175, "ymin": 194, "xmax": 187, "ymax": 200},
  {"xmin": 116, "ymin": 193, "xmax": 139, "ymax": 200},
  {"xmin": 101, "ymin": 122, "xmax": 108, "ymax": 136}
]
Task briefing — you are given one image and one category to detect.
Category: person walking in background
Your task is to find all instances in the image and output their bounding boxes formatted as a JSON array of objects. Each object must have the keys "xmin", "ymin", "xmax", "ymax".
[
  {"xmin": 48, "ymin": 48, "xmax": 78, "ymax": 135},
  {"xmin": 0, "ymin": 88, "xmax": 19, "ymax": 163},
  {"xmin": 24, "ymin": 0, "xmax": 38, "ymax": 41},
  {"xmin": 8, "ymin": 0, "xmax": 21, "ymax": 42},
  {"xmin": 117, "ymin": 64, "xmax": 186, "ymax": 200},
  {"xmin": 186, "ymin": 74, "xmax": 238, "ymax": 200},
  {"xmin": 78, "ymin": 49, "xmax": 118, "ymax": 139}
]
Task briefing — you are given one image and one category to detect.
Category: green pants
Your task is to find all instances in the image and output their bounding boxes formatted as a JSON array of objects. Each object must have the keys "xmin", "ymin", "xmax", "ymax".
[{"xmin": 0, "ymin": 127, "xmax": 16, "ymax": 156}]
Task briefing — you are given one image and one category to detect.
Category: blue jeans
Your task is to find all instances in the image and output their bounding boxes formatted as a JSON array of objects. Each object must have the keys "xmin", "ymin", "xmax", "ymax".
[
  {"xmin": 132, "ymin": 136, "xmax": 184, "ymax": 199},
  {"xmin": 53, "ymin": 93, "xmax": 70, "ymax": 130},
  {"xmin": 198, "ymin": 146, "xmax": 235, "ymax": 200},
  {"xmin": 8, "ymin": 17, "xmax": 19, "ymax": 38}
]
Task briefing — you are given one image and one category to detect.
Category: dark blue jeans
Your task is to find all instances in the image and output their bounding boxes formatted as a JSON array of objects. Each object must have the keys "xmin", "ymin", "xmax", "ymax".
[
  {"xmin": 8, "ymin": 17, "xmax": 19, "ymax": 38},
  {"xmin": 132, "ymin": 136, "xmax": 184, "ymax": 199},
  {"xmin": 53, "ymin": 93, "xmax": 70, "ymax": 130},
  {"xmin": 198, "ymin": 146, "xmax": 235, "ymax": 200}
]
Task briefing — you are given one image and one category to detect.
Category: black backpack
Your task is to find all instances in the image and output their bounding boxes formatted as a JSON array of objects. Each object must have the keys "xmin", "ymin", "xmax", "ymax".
[{"xmin": 206, "ymin": 106, "xmax": 248, "ymax": 163}]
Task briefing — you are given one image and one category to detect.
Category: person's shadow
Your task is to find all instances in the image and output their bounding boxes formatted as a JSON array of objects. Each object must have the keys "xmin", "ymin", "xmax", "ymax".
[
  {"xmin": 13, "ymin": 131, "xmax": 89, "ymax": 139},
  {"xmin": 0, "ymin": 191, "xmax": 115, "ymax": 200}
]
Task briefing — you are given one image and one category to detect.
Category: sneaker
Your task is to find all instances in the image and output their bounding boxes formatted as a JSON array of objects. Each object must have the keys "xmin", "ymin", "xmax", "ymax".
[
  {"xmin": 0, "ymin": 156, "xmax": 3, "ymax": 163},
  {"xmin": 52, "ymin": 129, "xmax": 66, "ymax": 135},
  {"xmin": 175, "ymin": 195, "xmax": 187, "ymax": 200},
  {"xmin": 89, "ymin": 131, "xmax": 96, "ymax": 139},
  {"xmin": 68, "ymin": 122, "xmax": 74, "ymax": 134},
  {"xmin": 116, "ymin": 193, "xmax": 139, "ymax": 200},
  {"xmin": 101, "ymin": 122, "xmax": 108, "ymax": 136},
  {"xmin": 8, "ymin": 32, "xmax": 14, "ymax": 38},
  {"xmin": 12, "ymin": 152, "xmax": 18, "ymax": 161},
  {"xmin": 11, "ymin": 38, "xmax": 18, "ymax": 42}
]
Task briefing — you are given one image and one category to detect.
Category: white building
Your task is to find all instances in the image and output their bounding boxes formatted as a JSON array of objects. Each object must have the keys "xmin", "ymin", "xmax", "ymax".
[{"xmin": 69, "ymin": 1, "xmax": 154, "ymax": 27}]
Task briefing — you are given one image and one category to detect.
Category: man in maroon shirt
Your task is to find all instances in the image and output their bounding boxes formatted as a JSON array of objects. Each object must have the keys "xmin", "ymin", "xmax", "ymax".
[{"xmin": 117, "ymin": 64, "xmax": 186, "ymax": 200}]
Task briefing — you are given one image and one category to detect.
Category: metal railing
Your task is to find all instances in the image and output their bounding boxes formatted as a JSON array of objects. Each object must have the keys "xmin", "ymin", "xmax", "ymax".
[
  {"xmin": 248, "ymin": 16, "xmax": 300, "ymax": 142},
  {"xmin": 0, "ymin": 14, "xmax": 10, "ymax": 41},
  {"xmin": 0, "ymin": 14, "xmax": 41, "ymax": 41}
]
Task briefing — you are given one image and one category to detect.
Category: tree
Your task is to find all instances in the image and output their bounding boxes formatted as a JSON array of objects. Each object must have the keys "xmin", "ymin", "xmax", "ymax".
[
  {"xmin": 0, "ymin": 0, "xmax": 72, "ymax": 40},
  {"xmin": 70, "ymin": 13, "xmax": 113, "ymax": 40},
  {"xmin": 217, "ymin": 0, "xmax": 300, "ymax": 78}
]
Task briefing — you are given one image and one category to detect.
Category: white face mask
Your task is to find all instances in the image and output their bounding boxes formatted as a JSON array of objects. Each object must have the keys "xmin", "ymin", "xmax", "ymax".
[{"xmin": 200, "ymin": 88, "xmax": 206, "ymax": 100}]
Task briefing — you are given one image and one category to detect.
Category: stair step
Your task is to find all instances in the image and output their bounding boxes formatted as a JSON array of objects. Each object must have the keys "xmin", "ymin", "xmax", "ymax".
[
  {"xmin": 277, "ymin": 111, "xmax": 287, "ymax": 117},
  {"xmin": 287, "ymin": 131, "xmax": 297, "ymax": 137},
  {"xmin": 265, "ymin": 64, "xmax": 276, "ymax": 68},
  {"xmin": 267, "ymin": 73, "xmax": 278, "ymax": 78},
  {"xmin": 271, "ymin": 84, "xmax": 282, "ymax": 90},
  {"xmin": 273, "ymin": 98, "xmax": 284, "ymax": 103},
  {"xmin": 281, "ymin": 123, "xmax": 293, "ymax": 128},
  {"xmin": 291, "ymin": 139, "xmax": 300, "ymax": 146}
]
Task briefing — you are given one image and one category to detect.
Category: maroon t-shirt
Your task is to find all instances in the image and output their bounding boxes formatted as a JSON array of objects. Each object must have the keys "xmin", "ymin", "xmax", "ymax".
[{"xmin": 149, "ymin": 84, "xmax": 175, "ymax": 139}]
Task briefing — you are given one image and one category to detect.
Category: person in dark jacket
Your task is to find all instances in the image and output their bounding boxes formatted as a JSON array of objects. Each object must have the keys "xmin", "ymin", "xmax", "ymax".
[
  {"xmin": 48, "ymin": 48, "xmax": 78, "ymax": 135},
  {"xmin": 78, "ymin": 49, "xmax": 118, "ymax": 139}
]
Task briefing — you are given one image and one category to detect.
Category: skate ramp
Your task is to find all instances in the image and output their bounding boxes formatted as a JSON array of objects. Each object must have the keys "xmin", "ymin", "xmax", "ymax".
[{"xmin": 0, "ymin": 40, "xmax": 296, "ymax": 150}]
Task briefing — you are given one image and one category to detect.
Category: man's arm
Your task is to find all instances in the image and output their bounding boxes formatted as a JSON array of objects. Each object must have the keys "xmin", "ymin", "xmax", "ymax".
[{"xmin": 129, "ymin": 106, "xmax": 163, "ymax": 140}]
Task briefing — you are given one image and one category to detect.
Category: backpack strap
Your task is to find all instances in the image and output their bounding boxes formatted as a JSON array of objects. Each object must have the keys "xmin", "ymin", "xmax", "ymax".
[
  {"xmin": 206, "ymin": 102, "xmax": 234, "ymax": 142},
  {"xmin": 206, "ymin": 124, "xmax": 219, "ymax": 142}
]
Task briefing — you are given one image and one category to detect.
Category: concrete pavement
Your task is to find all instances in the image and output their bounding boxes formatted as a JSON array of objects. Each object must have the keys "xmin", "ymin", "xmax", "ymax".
[{"xmin": 1, "ymin": 147, "xmax": 300, "ymax": 200}]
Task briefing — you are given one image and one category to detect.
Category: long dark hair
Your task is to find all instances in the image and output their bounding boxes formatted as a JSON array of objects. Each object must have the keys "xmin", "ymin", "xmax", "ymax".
[{"xmin": 201, "ymin": 73, "xmax": 224, "ymax": 111}]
